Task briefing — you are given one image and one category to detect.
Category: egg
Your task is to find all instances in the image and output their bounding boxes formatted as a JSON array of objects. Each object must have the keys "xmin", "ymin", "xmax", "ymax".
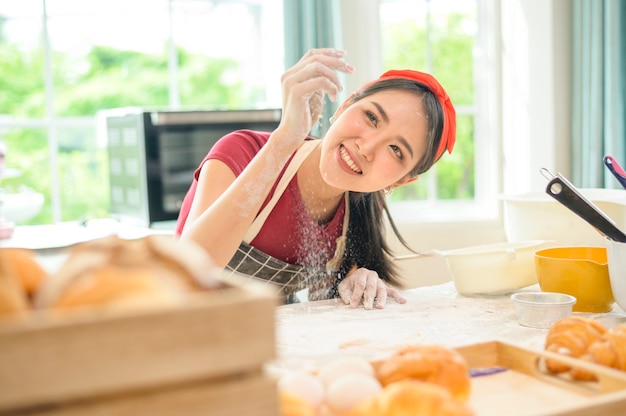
[
  {"xmin": 325, "ymin": 373, "xmax": 383, "ymax": 415},
  {"xmin": 317, "ymin": 356, "xmax": 374, "ymax": 387},
  {"xmin": 277, "ymin": 370, "xmax": 325, "ymax": 410}
]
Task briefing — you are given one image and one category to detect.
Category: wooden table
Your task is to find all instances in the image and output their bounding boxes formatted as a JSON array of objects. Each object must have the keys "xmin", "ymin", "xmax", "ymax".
[{"xmin": 268, "ymin": 282, "xmax": 626, "ymax": 375}]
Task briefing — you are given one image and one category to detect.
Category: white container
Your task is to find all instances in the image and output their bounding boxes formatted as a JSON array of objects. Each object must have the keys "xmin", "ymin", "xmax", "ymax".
[
  {"xmin": 501, "ymin": 188, "xmax": 626, "ymax": 247},
  {"xmin": 2, "ymin": 191, "xmax": 44, "ymax": 224},
  {"xmin": 511, "ymin": 292, "xmax": 576, "ymax": 329},
  {"xmin": 443, "ymin": 240, "xmax": 550, "ymax": 296},
  {"xmin": 606, "ymin": 238, "xmax": 626, "ymax": 313}
]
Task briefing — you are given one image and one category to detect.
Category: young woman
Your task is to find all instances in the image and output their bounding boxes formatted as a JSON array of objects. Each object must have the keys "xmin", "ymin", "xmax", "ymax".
[{"xmin": 176, "ymin": 48, "xmax": 456, "ymax": 309}]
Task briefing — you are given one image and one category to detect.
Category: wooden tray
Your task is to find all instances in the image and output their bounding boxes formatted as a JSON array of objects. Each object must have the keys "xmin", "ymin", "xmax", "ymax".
[
  {"xmin": 454, "ymin": 341, "xmax": 626, "ymax": 416},
  {"xmin": 0, "ymin": 275, "xmax": 279, "ymax": 415}
]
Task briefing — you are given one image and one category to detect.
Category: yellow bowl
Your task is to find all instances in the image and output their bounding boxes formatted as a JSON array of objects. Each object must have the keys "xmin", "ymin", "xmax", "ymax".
[{"xmin": 534, "ymin": 247, "xmax": 614, "ymax": 313}]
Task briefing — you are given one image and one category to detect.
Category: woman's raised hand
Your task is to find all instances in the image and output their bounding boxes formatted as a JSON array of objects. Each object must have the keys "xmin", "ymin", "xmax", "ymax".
[
  {"xmin": 337, "ymin": 267, "xmax": 407, "ymax": 310},
  {"xmin": 275, "ymin": 48, "xmax": 354, "ymax": 150}
]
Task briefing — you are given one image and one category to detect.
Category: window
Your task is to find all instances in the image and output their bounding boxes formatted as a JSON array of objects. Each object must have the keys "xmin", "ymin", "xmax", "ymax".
[
  {"xmin": 378, "ymin": 0, "xmax": 499, "ymax": 221},
  {"xmin": 0, "ymin": 0, "xmax": 496, "ymax": 227},
  {"xmin": 0, "ymin": 0, "xmax": 284, "ymax": 225}
]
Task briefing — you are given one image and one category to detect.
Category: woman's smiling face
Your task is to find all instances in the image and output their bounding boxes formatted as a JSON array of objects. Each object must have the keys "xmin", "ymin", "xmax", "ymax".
[{"xmin": 319, "ymin": 89, "xmax": 428, "ymax": 193}]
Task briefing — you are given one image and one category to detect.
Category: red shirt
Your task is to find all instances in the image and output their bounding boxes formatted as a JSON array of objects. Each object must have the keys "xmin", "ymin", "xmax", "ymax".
[{"xmin": 175, "ymin": 130, "xmax": 345, "ymax": 268}]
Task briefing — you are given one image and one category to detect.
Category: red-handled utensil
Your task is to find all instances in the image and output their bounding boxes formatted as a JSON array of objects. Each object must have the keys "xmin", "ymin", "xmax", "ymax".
[{"xmin": 604, "ymin": 155, "xmax": 626, "ymax": 190}]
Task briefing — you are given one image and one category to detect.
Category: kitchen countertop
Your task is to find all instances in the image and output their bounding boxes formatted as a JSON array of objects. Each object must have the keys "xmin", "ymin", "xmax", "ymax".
[
  {"xmin": 0, "ymin": 220, "xmax": 173, "ymax": 250},
  {"xmin": 267, "ymin": 282, "xmax": 626, "ymax": 376}
]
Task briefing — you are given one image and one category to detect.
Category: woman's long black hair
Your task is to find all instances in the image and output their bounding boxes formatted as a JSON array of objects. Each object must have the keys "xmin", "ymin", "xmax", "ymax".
[{"xmin": 336, "ymin": 78, "xmax": 446, "ymax": 289}]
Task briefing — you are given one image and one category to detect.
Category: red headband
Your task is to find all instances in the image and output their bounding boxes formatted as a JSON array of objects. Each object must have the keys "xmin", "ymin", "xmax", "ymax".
[{"xmin": 363, "ymin": 69, "xmax": 456, "ymax": 161}]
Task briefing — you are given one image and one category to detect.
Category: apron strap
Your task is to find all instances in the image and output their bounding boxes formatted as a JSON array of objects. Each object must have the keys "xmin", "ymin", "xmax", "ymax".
[
  {"xmin": 244, "ymin": 140, "xmax": 321, "ymax": 244},
  {"xmin": 326, "ymin": 192, "xmax": 349, "ymax": 271}
]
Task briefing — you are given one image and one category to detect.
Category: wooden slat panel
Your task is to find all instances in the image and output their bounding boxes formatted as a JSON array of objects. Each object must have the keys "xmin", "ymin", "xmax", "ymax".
[{"xmin": 3, "ymin": 371, "xmax": 278, "ymax": 416}]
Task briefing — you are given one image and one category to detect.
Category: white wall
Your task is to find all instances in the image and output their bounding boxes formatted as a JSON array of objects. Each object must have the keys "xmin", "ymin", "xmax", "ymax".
[
  {"xmin": 338, "ymin": 0, "xmax": 573, "ymax": 288},
  {"xmin": 501, "ymin": 0, "xmax": 573, "ymax": 195},
  {"xmin": 337, "ymin": 0, "xmax": 383, "ymax": 96}
]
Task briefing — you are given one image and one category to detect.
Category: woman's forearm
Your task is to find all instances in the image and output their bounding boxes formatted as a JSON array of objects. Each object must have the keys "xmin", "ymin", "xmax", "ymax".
[{"xmin": 180, "ymin": 129, "xmax": 297, "ymax": 268}]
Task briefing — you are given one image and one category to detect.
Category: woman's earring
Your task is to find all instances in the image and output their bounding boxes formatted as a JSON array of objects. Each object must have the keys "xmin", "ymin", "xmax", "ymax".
[
  {"xmin": 329, "ymin": 115, "xmax": 336, "ymax": 124},
  {"xmin": 383, "ymin": 187, "xmax": 393, "ymax": 195}
]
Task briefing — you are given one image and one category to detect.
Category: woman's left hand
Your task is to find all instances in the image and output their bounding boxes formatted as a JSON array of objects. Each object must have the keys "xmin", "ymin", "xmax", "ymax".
[{"xmin": 337, "ymin": 267, "xmax": 407, "ymax": 309}]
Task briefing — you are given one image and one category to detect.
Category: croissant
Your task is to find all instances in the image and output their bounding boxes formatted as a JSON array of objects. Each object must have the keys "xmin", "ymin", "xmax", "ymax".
[
  {"xmin": 576, "ymin": 324, "xmax": 626, "ymax": 378},
  {"xmin": 544, "ymin": 316, "xmax": 607, "ymax": 377}
]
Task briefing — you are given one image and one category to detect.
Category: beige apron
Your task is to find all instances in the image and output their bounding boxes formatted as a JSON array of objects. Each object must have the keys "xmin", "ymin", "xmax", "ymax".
[{"xmin": 224, "ymin": 140, "xmax": 349, "ymax": 302}]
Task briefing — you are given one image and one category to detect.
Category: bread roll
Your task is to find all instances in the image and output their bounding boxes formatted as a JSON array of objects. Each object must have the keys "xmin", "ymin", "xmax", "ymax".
[
  {"xmin": 0, "ymin": 249, "xmax": 29, "ymax": 316},
  {"xmin": 344, "ymin": 379, "xmax": 475, "ymax": 416},
  {"xmin": 0, "ymin": 248, "xmax": 47, "ymax": 316},
  {"xmin": 279, "ymin": 391, "xmax": 317, "ymax": 416},
  {"xmin": 34, "ymin": 235, "xmax": 222, "ymax": 312},
  {"xmin": 375, "ymin": 344, "xmax": 471, "ymax": 402}
]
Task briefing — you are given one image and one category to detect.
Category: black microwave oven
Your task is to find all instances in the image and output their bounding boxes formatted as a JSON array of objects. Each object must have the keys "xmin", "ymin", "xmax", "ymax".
[{"xmin": 104, "ymin": 108, "xmax": 281, "ymax": 227}]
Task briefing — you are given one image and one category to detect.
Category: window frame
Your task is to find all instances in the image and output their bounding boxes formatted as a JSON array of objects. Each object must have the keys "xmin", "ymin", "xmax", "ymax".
[{"xmin": 347, "ymin": 0, "xmax": 501, "ymax": 224}]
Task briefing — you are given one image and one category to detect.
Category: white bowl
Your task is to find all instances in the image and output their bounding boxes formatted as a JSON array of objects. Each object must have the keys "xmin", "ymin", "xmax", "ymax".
[
  {"xmin": 443, "ymin": 240, "xmax": 550, "ymax": 295},
  {"xmin": 501, "ymin": 188, "xmax": 626, "ymax": 247},
  {"xmin": 1, "ymin": 191, "xmax": 44, "ymax": 224},
  {"xmin": 511, "ymin": 292, "xmax": 576, "ymax": 328},
  {"xmin": 606, "ymin": 238, "xmax": 626, "ymax": 313}
]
